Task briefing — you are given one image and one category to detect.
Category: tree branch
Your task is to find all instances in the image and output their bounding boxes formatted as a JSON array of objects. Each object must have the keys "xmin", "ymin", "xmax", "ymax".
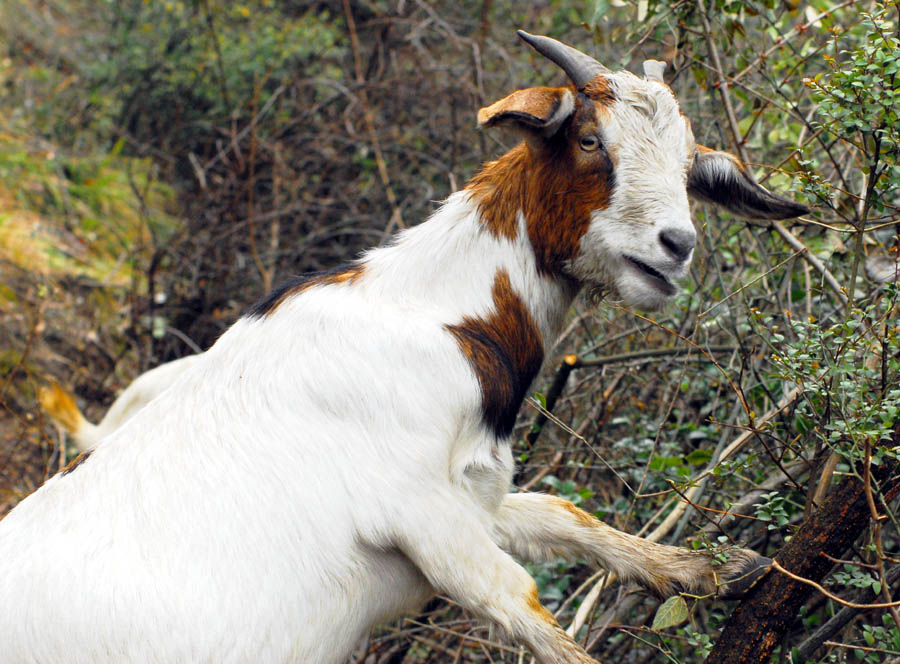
[{"xmin": 706, "ymin": 447, "xmax": 900, "ymax": 664}]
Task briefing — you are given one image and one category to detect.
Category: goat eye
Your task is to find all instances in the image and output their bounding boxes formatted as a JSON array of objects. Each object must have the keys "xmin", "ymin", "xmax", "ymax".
[{"xmin": 579, "ymin": 135, "xmax": 602, "ymax": 152}]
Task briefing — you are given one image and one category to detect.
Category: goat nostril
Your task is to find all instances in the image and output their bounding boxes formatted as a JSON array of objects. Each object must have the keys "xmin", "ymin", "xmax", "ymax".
[{"xmin": 659, "ymin": 229, "xmax": 696, "ymax": 262}]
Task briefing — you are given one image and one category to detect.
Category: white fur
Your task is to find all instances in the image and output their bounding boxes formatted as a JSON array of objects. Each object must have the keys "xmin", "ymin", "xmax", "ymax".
[
  {"xmin": 0, "ymin": 196, "xmax": 549, "ymax": 663},
  {"xmin": 571, "ymin": 73, "xmax": 697, "ymax": 309}
]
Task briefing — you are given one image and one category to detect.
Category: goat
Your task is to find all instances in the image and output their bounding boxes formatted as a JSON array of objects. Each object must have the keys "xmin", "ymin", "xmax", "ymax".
[
  {"xmin": 0, "ymin": 32, "xmax": 807, "ymax": 664},
  {"xmin": 39, "ymin": 355, "xmax": 201, "ymax": 452}
]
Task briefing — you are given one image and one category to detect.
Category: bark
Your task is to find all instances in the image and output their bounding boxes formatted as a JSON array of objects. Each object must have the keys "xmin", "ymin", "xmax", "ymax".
[{"xmin": 705, "ymin": 458, "xmax": 900, "ymax": 664}]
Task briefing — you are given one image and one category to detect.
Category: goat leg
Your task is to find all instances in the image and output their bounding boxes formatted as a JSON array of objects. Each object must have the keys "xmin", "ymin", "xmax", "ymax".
[
  {"xmin": 492, "ymin": 492, "xmax": 770, "ymax": 599},
  {"xmin": 393, "ymin": 493, "xmax": 598, "ymax": 664}
]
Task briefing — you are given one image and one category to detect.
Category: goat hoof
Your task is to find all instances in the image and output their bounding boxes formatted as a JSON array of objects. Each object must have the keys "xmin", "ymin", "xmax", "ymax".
[{"xmin": 717, "ymin": 554, "xmax": 772, "ymax": 599}]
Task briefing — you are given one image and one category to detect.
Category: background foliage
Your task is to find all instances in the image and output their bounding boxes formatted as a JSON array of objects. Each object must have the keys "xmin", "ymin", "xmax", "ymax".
[{"xmin": 1, "ymin": 1, "xmax": 899, "ymax": 662}]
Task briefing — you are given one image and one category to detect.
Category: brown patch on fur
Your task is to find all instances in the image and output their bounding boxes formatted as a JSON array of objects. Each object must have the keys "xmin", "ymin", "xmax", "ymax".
[
  {"xmin": 552, "ymin": 496, "xmax": 598, "ymax": 530},
  {"xmin": 466, "ymin": 147, "xmax": 528, "ymax": 241},
  {"xmin": 526, "ymin": 583, "xmax": 558, "ymax": 625},
  {"xmin": 60, "ymin": 449, "xmax": 93, "ymax": 477},
  {"xmin": 40, "ymin": 382, "xmax": 85, "ymax": 434},
  {"xmin": 247, "ymin": 263, "xmax": 365, "ymax": 319},
  {"xmin": 582, "ymin": 76, "xmax": 617, "ymax": 106},
  {"xmin": 445, "ymin": 269, "xmax": 544, "ymax": 439},
  {"xmin": 323, "ymin": 265, "xmax": 364, "ymax": 286},
  {"xmin": 467, "ymin": 93, "xmax": 615, "ymax": 277},
  {"xmin": 477, "ymin": 86, "xmax": 568, "ymax": 129}
]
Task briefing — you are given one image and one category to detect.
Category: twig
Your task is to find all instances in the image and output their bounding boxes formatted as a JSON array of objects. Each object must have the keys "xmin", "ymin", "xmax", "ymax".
[
  {"xmin": 342, "ymin": 0, "xmax": 405, "ymax": 235},
  {"xmin": 770, "ymin": 559, "xmax": 900, "ymax": 609},
  {"xmin": 521, "ymin": 371, "xmax": 624, "ymax": 491},
  {"xmin": 201, "ymin": 83, "xmax": 287, "ymax": 173},
  {"xmin": 164, "ymin": 326, "xmax": 204, "ymax": 355},
  {"xmin": 619, "ymin": 310, "xmax": 750, "ymax": 416},
  {"xmin": 524, "ymin": 397, "xmax": 637, "ymax": 496},
  {"xmin": 864, "ymin": 438, "xmax": 900, "ymax": 633},
  {"xmin": 701, "ymin": 458, "xmax": 809, "ymax": 537},
  {"xmin": 732, "ymin": 0, "xmax": 860, "ymax": 83},
  {"xmin": 647, "ymin": 385, "xmax": 804, "ymax": 544},
  {"xmin": 567, "ymin": 572, "xmax": 615, "ymax": 639},
  {"xmin": 55, "ymin": 424, "xmax": 66, "ymax": 473},
  {"xmin": 699, "ymin": 252, "xmax": 803, "ymax": 318},
  {"xmin": 811, "ymin": 451, "xmax": 838, "ymax": 509},
  {"xmin": 200, "ymin": 0, "xmax": 231, "ymax": 116},
  {"xmin": 525, "ymin": 354, "xmax": 578, "ymax": 449},
  {"xmin": 823, "ymin": 642, "xmax": 900, "ymax": 657},
  {"xmin": 694, "ymin": 0, "xmax": 849, "ymax": 307},
  {"xmin": 521, "ymin": 345, "xmax": 732, "ymax": 486},
  {"xmin": 771, "ymin": 219, "xmax": 848, "ymax": 304},
  {"xmin": 402, "ymin": 618, "xmax": 521, "ymax": 654},
  {"xmin": 245, "ymin": 75, "xmax": 273, "ymax": 294},
  {"xmin": 696, "ymin": 0, "xmax": 745, "ymax": 160},
  {"xmin": 574, "ymin": 344, "xmax": 737, "ymax": 368},
  {"xmin": 564, "ymin": 386, "xmax": 803, "ymax": 639}
]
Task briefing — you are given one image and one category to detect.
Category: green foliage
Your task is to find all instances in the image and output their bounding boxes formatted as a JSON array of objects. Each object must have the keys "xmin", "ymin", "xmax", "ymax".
[
  {"xmin": 0, "ymin": 129, "xmax": 177, "ymax": 286},
  {"xmin": 542, "ymin": 475, "xmax": 595, "ymax": 506},
  {"xmin": 831, "ymin": 564, "xmax": 883, "ymax": 594},
  {"xmin": 651, "ymin": 595, "xmax": 689, "ymax": 631},
  {"xmin": 526, "ymin": 557, "xmax": 574, "ymax": 611},
  {"xmin": 803, "ymin": 5, "xmax": 900, "ymax": 215},
  {"xmin": 860, "ymin": 617, "xmax": 900, "ymax": 662},
  {"xmin": 768, "ymin": 292, "xmax": 900, "ymax": 469},
  {"xmin": 753, "ymin": 490, "xmax": 792, "ymax": 531},
  {"xmin": 80, "ymin": 0, "xmax": 345, "ymax": 154},
  {"xmin": 685, "ymin": 629, "xmax": 714, "ymax": 659}
]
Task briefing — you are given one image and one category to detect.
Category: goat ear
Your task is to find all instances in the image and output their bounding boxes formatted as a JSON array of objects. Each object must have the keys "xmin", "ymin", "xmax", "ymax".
[
  {"xmin": 478, "ymin": 87, "xmax": 575, "ymax": 141},
  {"xmin": 688, "ymin": 146, "xmax": 809, "ymax": 219}
]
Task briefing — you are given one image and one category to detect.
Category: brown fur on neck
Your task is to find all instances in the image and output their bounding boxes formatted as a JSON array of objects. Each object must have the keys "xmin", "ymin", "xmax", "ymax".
[{"xmin": 466, "ymin": 95, "xmax": 615, "ymax": 279}]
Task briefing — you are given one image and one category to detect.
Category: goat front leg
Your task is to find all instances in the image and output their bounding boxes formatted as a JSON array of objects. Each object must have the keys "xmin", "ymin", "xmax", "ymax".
[
  {"xmin": 492, "ymin": 493, "xmax": 770, "ymax": 599},
  {"xmin": 393, "ymin": 494, "xmax": 596, "ymax": 664}
]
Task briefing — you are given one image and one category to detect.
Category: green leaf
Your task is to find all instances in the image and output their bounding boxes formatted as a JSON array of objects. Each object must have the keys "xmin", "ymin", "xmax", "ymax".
[
  {"xmin": 685, "ymin": 448, "xmax": 713, "ymax": 466},
  {"xmin": 651, "ymin": 595, "xmax": 689, "ymax": 631},
  {"xmin": 649, "ymin": 455, "xmax": 683, "ymax": 471},
  {"xmin": 0, "ymin": 283, "xmax": 17, "ymax": 303}
]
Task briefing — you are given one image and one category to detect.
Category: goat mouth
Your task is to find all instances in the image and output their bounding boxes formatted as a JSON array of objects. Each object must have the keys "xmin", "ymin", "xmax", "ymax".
[{"xmin": 623, "ymin": 256, "xmax": 677, "ymax": 296}]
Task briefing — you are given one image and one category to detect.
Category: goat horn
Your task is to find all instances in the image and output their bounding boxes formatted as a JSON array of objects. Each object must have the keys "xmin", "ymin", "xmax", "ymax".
[
  {"xmin": 642, "ymin": 59, "xmax": 667, "ymax": 83},
  {"xmin": 517, "ymin": 31, "xmax": 609, "ymax": 90}
]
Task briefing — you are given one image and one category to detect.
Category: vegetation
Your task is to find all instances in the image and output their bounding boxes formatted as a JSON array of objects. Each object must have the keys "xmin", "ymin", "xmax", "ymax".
[{"xmin": 1, "ymin": 1, "xmax": 898, "ymax": 662}]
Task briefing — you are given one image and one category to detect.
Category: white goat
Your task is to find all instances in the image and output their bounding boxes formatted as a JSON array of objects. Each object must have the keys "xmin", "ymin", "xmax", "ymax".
[
  {"xmin": 0, "ymin": 32, "xmax": 807, "ymax": 664},
  {"xmin": 39, "ymin": 355, "xmax": 201, "ymax": 452}
]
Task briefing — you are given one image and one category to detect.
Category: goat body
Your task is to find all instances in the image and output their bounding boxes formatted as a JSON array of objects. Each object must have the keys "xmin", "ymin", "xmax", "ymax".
[{"xmin": 0, "ymin": 32, "xmax": 805, "ymax": 664}]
